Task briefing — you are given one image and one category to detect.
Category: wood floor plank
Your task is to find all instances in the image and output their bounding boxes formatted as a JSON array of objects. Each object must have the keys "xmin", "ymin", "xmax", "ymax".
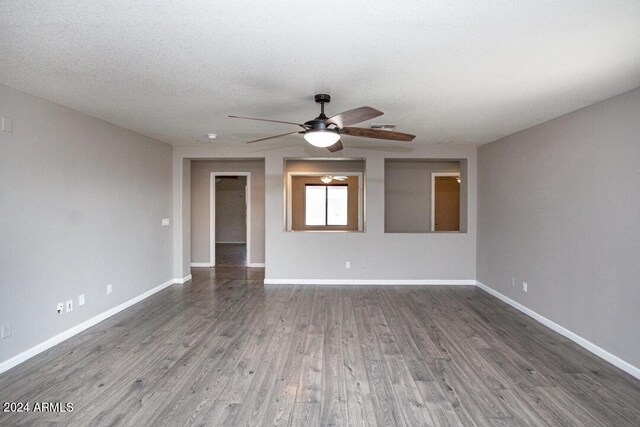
[
  {"xmin": 341, "ymin": 294, "xmax": 377, "ymax": 426},
  {"xmin": 231, "ymin": 286, "xmax": 303, "ymax": 426},
  {"xmin": 319, "ymin": 288, "xmax": 348, "ymax": 426},
  {"xmin": 2, "ymin": 259, "xmax": 640, "ymax": 426},
  {"xmin": 295, "ymin": 287, "xmax": 324, "ymax": 404},
  {"xmin": 290, "ymin": 402, "xmax": 321, "ymax": 427},
  {"xmin": 366, "ymin": 358, "xmax": 407, "ymax": 426},
  {"xmin": 384, "ymin": 353, "xmax": 436, "ymax": 426},
  {"xmin": 415, "ymin": 380, "xmax": 466, "ymax": 426}
]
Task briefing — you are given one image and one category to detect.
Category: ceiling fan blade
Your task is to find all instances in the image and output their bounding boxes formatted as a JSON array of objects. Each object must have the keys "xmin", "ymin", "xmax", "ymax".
[
  {"xmin": 229, "ymin": 115, "xmax": 306, "ymax": 127},
  {"xmin": 326, "ymin": 107, "xmax": 383, "ymax": 128},
  {"xmin": 341, "ymin": 127, "xmax": 415, "ymax": 141},
  {"xmin": 326, "ymin": 140, "xmax": 344, "ymax": 153},
  {"xmin": 333, "ymin": 176, "xmax": 348, "ymax": 180},
  {"xmin": 245, "ymin": 131, "xmax": 302, "ymax": 143}
]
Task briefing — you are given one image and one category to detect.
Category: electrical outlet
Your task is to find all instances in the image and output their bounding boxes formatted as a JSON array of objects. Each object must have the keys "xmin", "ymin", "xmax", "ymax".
[
  {"xmin": 66, "ymin": 300, "xmax": 73, "ymax": 312},
  {"xmin": 78, "ymin": 294, "xmax": 85, "ymax": 306},
  {"xmin": 161, "ymin": 218, "xmax": 170, "ymax": 226},
  {"xmin": 345, "ymin": 261, "xmax": 351, "ymax": 269},
  {"xmin": 523, "ymin": 282, "xmax": 528, "ymax": 292},
  {"xmin": 361, "ymin": 262, "xmax": 366, "ymax": 269},
  {"xmin": 57, "ymin": 303, "xmax": 64, "ymax": 315},
  {"xmin": 107, "ymin": 284, "xmax": 112, "ymax": 295}
]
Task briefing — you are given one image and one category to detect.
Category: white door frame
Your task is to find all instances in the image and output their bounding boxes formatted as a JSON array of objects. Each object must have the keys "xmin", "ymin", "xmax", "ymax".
[
  {"xmin": 431, "ymin": 172, "xmax": 460, "ymax": 232},
  {"xmin": 210, "ymin": 172, "xmax": 251, "ymax": 266}
]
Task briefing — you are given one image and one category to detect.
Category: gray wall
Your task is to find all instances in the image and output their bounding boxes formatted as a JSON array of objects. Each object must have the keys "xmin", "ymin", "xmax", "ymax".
[
  {"xmin": 174, "ymin": 143, "xmax": 477, "ymax": 281},
  {"xmin": 385, "ymin": 160, "xmax": 461, "ymax": 233},
  {"xmin": 215, "ymin": 177, "xmax": 247, "ymax": 243},
  {"xmin": 477, "ymin": 87, "xmax": 640, "ymax": 368},
  {"xmin": 190, "ymin": 160, "xmax": 265, "ymax": 264},
  {"xmin": 0, "ymin": 84, "xmax": 173, "ymax": 364}
]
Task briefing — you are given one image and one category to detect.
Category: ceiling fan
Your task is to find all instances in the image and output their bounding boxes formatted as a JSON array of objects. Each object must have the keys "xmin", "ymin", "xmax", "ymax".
[
  {"xmin": 320, "ymin": 175, "xmax": 347, "ymax": 184},
  {"xmin": 229, "ymin": 94, "xmax": 415, "ymax": 152}
]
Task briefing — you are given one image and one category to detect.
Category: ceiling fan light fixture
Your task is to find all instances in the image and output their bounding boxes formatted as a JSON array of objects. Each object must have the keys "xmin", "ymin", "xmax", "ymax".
[
  {"xmin": 320, "ymin": 175, "xmax": 333, "ymax": 184},
  {"xmin": 303, "ymin": 129, "xmax": 340, "ymax": 147}
]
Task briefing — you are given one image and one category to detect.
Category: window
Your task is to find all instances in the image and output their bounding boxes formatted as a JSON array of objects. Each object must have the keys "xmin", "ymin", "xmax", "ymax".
[{"xmin": 305, "ymin": 185, "xmax": 348, "ymax": 226}]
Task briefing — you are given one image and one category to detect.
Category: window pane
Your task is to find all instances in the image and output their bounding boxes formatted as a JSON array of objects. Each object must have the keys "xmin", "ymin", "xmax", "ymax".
[
  {"xmin": 327, "ymin": 186, "xmax": 348, "ymax": 225},
  {"xmin": 305, "ymin": 186, "xmax": 326, "ymax": 225}
]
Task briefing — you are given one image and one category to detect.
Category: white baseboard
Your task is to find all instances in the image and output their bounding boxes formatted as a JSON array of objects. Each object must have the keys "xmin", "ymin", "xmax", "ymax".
[
  {"xmin": 0, "ymin": 276, "xmax": 185, "ymax": 375},
  {"xmin": 263, "ymin": 279, "xmax": 476, "ymax": 286},
  {"xmin": 246, "ymin": 263, "xmax": 265, "ymax": 268},
  {"xmin": 174, "ymin": 274, "xmax": 192, "ymax": 284},
  {"xmin": 475, "ymin": 281, "xmax": 640, "ymax": 381}
]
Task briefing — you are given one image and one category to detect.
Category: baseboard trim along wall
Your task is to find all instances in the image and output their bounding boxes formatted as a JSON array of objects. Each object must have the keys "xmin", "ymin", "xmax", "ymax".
[
  {"xmin": 475, "ymin": 281, "xmax": 640, "ymax": 381},
  {"xmin": 263, "ymin": 279, "xmax": 476, "ymax": 286},
  {"xmin": 246, "ymin": 263, "xmax": 266, "ymax": 268},
  {"xmin": 0, "ymin": 274, "xmax": 192, "ymax": 375},
  {"xmin": 174, "ymin": 274, "xmax": 193, "ymax": 284}
]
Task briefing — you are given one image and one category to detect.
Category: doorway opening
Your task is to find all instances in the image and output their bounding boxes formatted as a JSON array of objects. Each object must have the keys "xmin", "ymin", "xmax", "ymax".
[
  {"xmin": 431, "ymin": 173, "xmax": 461, "ymax": 231},
  {"xmin": 211, "ymin": 173, "xmax": 249, "ymax": 267}
]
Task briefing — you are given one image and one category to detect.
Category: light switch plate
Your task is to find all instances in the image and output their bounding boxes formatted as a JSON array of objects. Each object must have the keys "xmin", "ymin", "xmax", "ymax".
[
  {"xmin": 162, "ymin": 218, "xmax": 170, "ymax": 226},
  {"xmin": 1, "ymin": 116, "xmax": 13, "ymax": 133}
]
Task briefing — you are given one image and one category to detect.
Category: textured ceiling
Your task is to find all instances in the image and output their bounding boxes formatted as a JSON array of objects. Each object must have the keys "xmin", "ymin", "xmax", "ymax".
[{"xmin": 1, "ymin": 1, "xmax": 640, "ymax": 147}]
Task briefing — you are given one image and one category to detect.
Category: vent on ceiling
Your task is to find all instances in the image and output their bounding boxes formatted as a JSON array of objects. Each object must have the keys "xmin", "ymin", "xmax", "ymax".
[{"xmin": 369, "ymin": 123, "xmax": 396, "ymax": 131}]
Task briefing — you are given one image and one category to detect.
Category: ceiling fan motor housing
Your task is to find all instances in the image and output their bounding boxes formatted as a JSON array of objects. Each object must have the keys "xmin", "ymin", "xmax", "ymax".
[
  {"xmin": 314, "ymin": 93, "xmax": 331, "ymax": 104},
  {"xmin": 306, "ymin": 94, "xmax": 337, "ymax": 131},
  {"xmin": 305, "ymin": 117, "xmax": 331, "ymax": 130}
]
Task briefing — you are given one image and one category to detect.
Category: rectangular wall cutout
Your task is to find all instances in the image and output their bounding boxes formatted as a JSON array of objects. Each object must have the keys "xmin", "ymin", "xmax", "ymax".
[
  {"xmin": 385, "ymin": 159, "xmax": 468, "ymax": 233},
  {"xmin": 285, "ymin": 158, "xmax": 365, "ymax": 232}
]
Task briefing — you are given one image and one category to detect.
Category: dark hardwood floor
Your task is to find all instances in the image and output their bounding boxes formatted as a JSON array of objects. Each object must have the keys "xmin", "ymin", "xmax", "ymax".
[
  {"xmin": 1, "ymin": 266, "xmax": 639, "ymax": 426},
  {"xmin": 215, "ymin": 243, "xmax": 246, "ymax": 267}
]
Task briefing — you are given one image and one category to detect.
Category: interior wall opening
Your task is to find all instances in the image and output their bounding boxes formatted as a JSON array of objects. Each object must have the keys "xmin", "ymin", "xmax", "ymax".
[
  {"xmin": 284, "ymin": 158, "xmax": 365, "ymax": 232},
  {"xmin": 214, "ymin": 175, "xmax": 247, "ymax": 267},
  {"xmin": 189, "ymin": 159, "xmax": 265, "ymax": 269},
  {"xmin": 385, "ymin": 158, "xmax": 468, "ymax": 233}
]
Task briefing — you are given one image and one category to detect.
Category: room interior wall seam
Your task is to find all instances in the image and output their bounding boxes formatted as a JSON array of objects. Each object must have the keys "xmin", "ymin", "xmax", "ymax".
[
  {"xmin": 0, "ymin": 275, "xmax": 192, "ymax": 376},
  {"xmin": 475, "ymin": 280, "xmax": 640, "ymax": 380}
]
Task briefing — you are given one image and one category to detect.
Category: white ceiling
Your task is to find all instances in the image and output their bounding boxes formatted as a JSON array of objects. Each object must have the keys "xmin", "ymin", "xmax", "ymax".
[{"xmin": 1, "ymin": 1, "xmax": 640, "ymax": 147}]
